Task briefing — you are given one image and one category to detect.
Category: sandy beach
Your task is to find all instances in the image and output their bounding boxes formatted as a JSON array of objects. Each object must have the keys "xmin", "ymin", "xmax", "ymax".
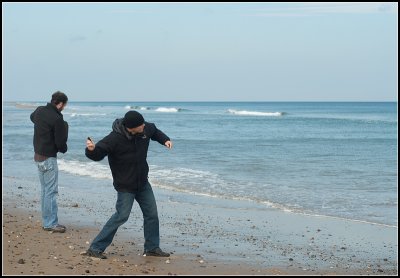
[
  {"xmin": 3, "ymin": 202, "xmax": 289, "ymax": 276},
  {"xmin": 3, "ymin": 173, "xmax": 398, "ymax": 275}
]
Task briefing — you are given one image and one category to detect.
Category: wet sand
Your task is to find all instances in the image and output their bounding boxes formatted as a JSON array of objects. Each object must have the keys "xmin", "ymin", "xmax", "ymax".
[{"xmin": 2, "ymin": 175, "xmax": 398, "ymax": 275}]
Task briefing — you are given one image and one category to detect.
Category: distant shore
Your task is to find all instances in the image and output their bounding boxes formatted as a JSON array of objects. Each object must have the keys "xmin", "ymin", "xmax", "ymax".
[{"xmin": 3, "ymin": 174, "xmax": 398, "ymax": 275}]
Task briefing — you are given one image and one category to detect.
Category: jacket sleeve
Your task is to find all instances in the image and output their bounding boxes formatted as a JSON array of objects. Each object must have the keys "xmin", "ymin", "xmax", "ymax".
[
  {"xmin": 85, "ymin": 133, "xmax": 113, "ymax": 161},
  {"xmin": 149, "ymin": 124, "xmax": 170, "ymax": 145},
  {"xmin": 54, "ymin": 118, "xmax": 68, "ymax": 153}
]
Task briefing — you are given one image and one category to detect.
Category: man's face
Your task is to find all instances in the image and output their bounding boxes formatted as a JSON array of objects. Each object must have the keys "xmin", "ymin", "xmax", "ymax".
[
  {"xmin": 57, "ymin": 102, "xmax": 67, "ymax": 112},
  {"xmin": 126, "ymin": 123, "xmax": 145, "ymax": 134}
]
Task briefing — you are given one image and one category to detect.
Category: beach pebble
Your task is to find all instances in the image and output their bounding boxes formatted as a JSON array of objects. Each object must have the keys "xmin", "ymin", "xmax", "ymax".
[
  {"xmin": 17, "ymin": 259, "xmax": 25, "ymax": 264},
  {"xmin": 165, "ymin": 259, "xmax": 170, "ymax": 264}
]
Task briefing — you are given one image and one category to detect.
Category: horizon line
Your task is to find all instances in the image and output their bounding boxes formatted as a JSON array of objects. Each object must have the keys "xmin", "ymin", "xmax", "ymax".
[{"xmin": 3, "ymin": 100, "xmax": 398, "ymax": 103}]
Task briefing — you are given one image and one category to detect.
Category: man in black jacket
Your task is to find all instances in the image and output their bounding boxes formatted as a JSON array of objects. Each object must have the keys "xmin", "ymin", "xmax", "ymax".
[
  {"xmin": 83, "ymin": 110, "xmax": 173, "ymax": 259},
  {"xmin": 30, "ymin": 91, "xmax": 69, "ymax": 233}
]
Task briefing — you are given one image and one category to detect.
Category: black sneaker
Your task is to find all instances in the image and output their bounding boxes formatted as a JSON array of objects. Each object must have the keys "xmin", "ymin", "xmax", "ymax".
[
  {"xmin": 83, "ymin": 249, "xmax": 107, "ymax": 259},
  {"xmin": 143, "ymin": 247, "xmax": 170, "ymax": 257},
  {"xmin": 43, "ymin": 224, "xmax": 66, "ymax": 233}
]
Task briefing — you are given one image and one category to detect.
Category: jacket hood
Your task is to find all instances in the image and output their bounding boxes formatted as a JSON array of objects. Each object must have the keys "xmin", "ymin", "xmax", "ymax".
[
  {"xmin": 46, "ymin": 102, "xmax": 62, "ymax": 115},
  {"xmin": 112, "ymin": 118, "xmax": 134, "ymax": 140}
]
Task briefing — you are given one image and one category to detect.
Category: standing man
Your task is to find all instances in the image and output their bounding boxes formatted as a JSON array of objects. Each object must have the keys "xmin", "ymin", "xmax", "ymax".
[
  {"xmin": 84, "ymin": 110, "xmax": 172, "ymax": 259},
  {"xmin": 30, "ymin": 91, "xmax": 69, "ymax": 233}
]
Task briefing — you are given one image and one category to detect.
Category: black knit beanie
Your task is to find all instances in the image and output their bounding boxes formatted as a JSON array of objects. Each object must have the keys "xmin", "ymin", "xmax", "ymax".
[{"xmin": 123, "ymin": 111, "xmax": 144, "ymax": 128}]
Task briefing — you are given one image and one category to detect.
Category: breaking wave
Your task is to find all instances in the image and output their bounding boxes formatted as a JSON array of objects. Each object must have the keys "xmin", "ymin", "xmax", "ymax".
[{"xmin": 228, "ymin": 109, "xmax": 285, "ymax": 117}]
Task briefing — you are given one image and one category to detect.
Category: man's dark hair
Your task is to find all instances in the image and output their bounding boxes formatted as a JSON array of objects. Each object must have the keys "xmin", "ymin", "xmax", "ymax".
[{"xmin": 51, "ymin": 91, "xmax": 68, "ymax": 105}]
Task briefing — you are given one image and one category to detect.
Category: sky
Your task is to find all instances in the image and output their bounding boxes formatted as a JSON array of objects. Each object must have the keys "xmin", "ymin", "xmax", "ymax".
[{"xmin": 2, "ymin": 2, "xmax": 398, "ymax": 102}]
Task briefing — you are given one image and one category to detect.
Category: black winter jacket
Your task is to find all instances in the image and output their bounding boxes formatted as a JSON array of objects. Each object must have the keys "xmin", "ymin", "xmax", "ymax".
[
  {"xmin": 30, "ymin": 103, "xmax": 68, "ymax": 157},
  {"xmin": 85, "ymin": 119, "xmax": 170, "ymax": 192}
]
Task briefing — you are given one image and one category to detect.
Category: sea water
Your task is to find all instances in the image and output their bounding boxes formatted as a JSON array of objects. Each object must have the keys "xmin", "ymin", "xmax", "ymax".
[{"xmin": 3, "ymin": 101, "xmax": 398, "ymax": 227}]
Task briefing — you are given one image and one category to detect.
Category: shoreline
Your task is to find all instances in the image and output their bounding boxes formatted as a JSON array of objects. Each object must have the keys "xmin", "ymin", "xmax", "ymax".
[
  {"xmin": 3, "ymin": 202, "xmax": 289, "ymax": 276},
  {"xmin": 3, "ymin": 174, "xmax": 398, "ymax": 275}
]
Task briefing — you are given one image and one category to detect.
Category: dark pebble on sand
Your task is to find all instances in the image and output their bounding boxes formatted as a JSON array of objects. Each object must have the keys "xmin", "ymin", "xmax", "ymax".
[{"xmin": 17, "ymin": 259, "xmax": 25, "ymax": 264}]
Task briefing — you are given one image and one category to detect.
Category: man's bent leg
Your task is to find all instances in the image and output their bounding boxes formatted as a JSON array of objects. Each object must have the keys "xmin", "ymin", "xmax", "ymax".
[{"xmin": 89, "ymin": 192, "xmax": 135, "ymax": 253}]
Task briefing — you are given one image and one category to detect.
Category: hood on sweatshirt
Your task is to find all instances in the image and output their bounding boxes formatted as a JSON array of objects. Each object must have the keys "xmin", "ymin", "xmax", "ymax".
[
  {"xmin": 112, "ymin": 118, "xmax": 134, "ymax": 140},
  {"xmin": 112, "ymin": 118, "xmax": 148, "ymax": 141}
]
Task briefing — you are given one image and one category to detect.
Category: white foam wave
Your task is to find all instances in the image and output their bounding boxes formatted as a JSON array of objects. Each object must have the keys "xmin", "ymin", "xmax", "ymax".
[
  {"xmin": 228, "ymin": 109, "xmax": 284, "ymax": 117},
  {"xmin": 155, "ymin": 107, "xmax": 180, "ymax": 113},
  {"xmin": 125, "ymin": 105, "xmax": 149, "ymax": 111},
  {"xmin": 65, "ymin": 112, "xmax": 107, "ymax": 117},
  {"xmin": 150, "ymin": 166, "xmax": 282, "ymax": 208},
  {"xmin": 58, "ymin": 159, "xmax": 112, "ymax": 180}
]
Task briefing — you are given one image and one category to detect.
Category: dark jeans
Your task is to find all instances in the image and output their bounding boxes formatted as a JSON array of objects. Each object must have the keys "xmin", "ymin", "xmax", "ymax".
[{"xmin": 89, "ymin": 181, "xmax": 160, "ymax": 252}]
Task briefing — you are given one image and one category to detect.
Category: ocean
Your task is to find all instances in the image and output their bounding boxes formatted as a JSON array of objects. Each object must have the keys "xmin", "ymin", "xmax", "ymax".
[{"xmin": 3, "ymin": 101, "xmax": 398, "ymax": 227}]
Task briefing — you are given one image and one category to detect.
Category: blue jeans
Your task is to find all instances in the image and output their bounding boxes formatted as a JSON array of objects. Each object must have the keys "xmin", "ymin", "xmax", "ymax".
[
  {"xmin": 35, "ymin": 157, "xmax": 59, "ymax": 228},
  {"xmin": 90, "ymin": 181, "xmax": 160, "ymax": 253}
]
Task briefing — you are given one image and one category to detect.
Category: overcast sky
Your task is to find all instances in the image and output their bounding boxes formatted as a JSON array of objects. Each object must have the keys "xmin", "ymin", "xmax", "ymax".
[{"xmin": 3, "ymin": 2, "xmax": 398, "ymax": 102}]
